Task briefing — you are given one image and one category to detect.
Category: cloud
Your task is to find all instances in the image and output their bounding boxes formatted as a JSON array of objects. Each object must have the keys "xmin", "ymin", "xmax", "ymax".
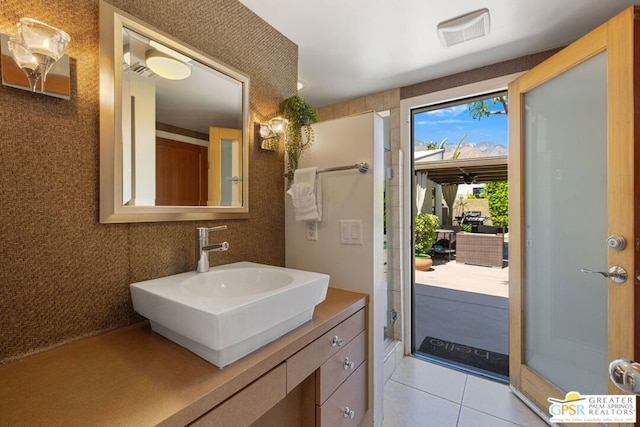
[
  {"xmin": 414, "ymin": 100, "xmax": 508, "ymax": 146},
  {"xmin": 415, "ymin": 119, "xmax": 473, "ymax": 125},
  {"xmin": 424, "ymin": 105, "xmax": 467, "ymax": 117}
]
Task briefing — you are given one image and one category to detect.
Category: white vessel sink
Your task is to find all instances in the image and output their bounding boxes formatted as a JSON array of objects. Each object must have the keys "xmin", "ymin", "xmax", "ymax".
[{"xmin": 130, "ymin": 262, "xmax": 329, "ymax": 367}]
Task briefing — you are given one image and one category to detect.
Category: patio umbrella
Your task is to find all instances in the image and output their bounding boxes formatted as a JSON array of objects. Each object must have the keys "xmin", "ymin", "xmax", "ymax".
[
  {"xmin": 416, "ymin": 171, "xmax": 428, "ymax": 214},
  {"xmin": 442, "ymin": 184, "xmax": 458, "ymax": 225}
]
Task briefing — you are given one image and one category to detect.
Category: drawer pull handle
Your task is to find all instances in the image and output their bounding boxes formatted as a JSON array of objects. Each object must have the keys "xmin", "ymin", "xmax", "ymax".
[
  {"xmin": 331, "ymin": 335, "xmax": 344, "ymax": 347},
  {"xmin": 343, "ymin": 357, "xmax": 355, "ymax": 370},
  {"xmin": 343, "ymin": 406, "xmax": 355, "ymax": 419}
]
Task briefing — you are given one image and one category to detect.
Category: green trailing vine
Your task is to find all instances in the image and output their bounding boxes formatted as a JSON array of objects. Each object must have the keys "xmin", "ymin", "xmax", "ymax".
[{"xmin": 280, "ymin": 95, "xmax": 320, "ymax": 175}]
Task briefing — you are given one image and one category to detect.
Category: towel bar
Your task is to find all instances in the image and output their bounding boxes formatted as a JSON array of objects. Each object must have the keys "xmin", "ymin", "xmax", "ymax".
[{"xmin": 284, "ymin": 162, "xmax": 369, "ymax": 178}]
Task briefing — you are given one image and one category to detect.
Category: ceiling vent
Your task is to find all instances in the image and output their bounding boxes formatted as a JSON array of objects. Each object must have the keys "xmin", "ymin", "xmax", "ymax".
[{"xmin": 437, "ymin": 8, "xmax": 490, "ymax": 48}]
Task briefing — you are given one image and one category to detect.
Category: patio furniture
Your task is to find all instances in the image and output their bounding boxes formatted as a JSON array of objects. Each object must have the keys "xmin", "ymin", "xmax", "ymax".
[
  {"xmin": 476, "ymin": 225, "xmax": 505, "ymax": 234},
  {"xmin": 433, "ymin": 229, "xmax": 456, "ymax": 261},
  {"xmin": 456, "ymin": 231, "xmax": 504, "ymax": 268}
]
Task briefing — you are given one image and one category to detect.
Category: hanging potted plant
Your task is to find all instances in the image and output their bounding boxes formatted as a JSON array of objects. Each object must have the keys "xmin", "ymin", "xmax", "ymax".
[
  {"xmin": 414, "ymin": 213, "xmax": 439, "ymax": 270},
  {"xmin": 280, "ymin": 95, "xmax": 320, "ymax": 176}
]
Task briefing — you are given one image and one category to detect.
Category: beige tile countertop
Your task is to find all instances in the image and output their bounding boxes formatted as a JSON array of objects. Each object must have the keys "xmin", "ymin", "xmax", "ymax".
[{"xmin": 0, "ymin": 287, "xmax": 368, "ymax": 427}]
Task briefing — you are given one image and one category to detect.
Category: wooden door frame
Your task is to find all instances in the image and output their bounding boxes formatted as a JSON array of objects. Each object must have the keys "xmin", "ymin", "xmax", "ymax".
[
  {"xmin": 209, "ymin": 127, "xmax": 243, "ymax": 206},
  {"xmin": 508, "ymin": 5, "xmax": 638, "ymax": 419}
]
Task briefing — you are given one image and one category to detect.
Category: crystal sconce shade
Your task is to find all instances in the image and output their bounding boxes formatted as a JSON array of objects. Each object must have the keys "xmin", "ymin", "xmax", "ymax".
[
  {"xmin": 7, "ymin": 18, "xmax": 70, "ymax": 93},
  {"xmin": 269, "ymin": 117, "xmax": 288, "ymax": 134},
  {"xmin": 259, "ymin": 117, "xmax": 288, "ymax": 151},
  {"xmin": 7, "ymin": 37, "xmax": 41, "ymax": 90},
  {"xmin": 260, "ymin": 117, "xmax": 288, "ymax": 138}
]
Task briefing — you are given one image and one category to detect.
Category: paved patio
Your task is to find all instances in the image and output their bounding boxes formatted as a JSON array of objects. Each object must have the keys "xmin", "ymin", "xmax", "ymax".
[
  {"xmin": 414, "ymin": 258, "xmax": 509, "ymax": 298},
  {"xmin": 413, "ymin": 259, "xmax": 510, "ymax": 375}
]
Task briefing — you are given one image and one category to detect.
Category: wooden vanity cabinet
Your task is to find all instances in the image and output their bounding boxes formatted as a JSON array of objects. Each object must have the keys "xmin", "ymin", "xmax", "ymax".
[
  {"xmin": 316, "ymin": 361, "xmax": 367, "ymax": 427},
  {"xmin": 316, "ymin": 330, "xmax": 366, "ymax": 404},
  {"xmin": 314, "ymin": 320, "xmax": 367, "ymax": 426},
  {"xmin": 255, "ymin": 307, "xmax": 368, "ymax": 426},
  {"xmin": 287, "ymin": 308, "xmax": 366, "ymax": 393},
  {"xmin": 0, "ymin": 288, "xmax": 367, "ymax": 427},
  {"xmin": 190, "ymin": 363, "xmax": 286, "ymax": 426}
]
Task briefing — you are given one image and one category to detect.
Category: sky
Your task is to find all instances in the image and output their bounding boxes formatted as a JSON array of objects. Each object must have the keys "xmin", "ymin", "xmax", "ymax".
[{"xmin": 413, "ymin": 98, "xmax": 508, "ymax": 147}]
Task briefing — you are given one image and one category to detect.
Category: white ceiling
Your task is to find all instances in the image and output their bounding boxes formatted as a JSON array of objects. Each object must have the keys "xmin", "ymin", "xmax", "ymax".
[{"xmin": 238, "ymin": 0, "xmax": 637, "ymax": 108}]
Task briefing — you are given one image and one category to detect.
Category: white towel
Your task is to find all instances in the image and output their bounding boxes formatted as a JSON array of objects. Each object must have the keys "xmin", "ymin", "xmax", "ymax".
[{"xmin": 287, "ymin": 167, "xmax": 322, "ymax": 222}]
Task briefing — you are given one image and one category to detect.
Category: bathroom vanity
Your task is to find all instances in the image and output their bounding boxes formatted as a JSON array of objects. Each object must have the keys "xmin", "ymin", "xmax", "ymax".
[{"xmin": 0, "ymin": 288, "xmax": 368, "ymax": 426}]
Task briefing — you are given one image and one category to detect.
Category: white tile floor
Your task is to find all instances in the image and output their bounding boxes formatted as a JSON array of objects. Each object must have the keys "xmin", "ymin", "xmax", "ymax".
[{"xmin": 384, "ymin": 357, "xmax": 550, "ymax": 427}]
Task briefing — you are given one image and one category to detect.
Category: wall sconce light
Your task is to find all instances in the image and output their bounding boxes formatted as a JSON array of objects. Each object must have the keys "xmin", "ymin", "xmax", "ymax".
[
  {"xmin": 1, "ymin": 18, "xmax": 71, "ymax": 98},
  {"xmin": 259, "ymin": 117, "xmax": 288, "ymax": 151}
]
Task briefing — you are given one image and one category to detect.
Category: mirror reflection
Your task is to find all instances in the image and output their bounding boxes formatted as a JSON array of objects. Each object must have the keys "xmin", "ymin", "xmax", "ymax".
[
  {"xmin": 100, "ymin": 1, "xmax": 250, "ymax": 223},
  {"xmin": 121, "ymin": 28, "xmax": 244, "ymax": 207}
]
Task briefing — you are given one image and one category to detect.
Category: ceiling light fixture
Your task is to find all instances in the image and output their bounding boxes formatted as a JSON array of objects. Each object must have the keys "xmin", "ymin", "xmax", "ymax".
[
  {"xmin": 145, "ymin": 49, "xmax": 192, "ymax": 80},
  {"xmin": 459, "ymin": 173, "xmax": 477, "ymax": 185},
  {"xmin": 437, "ymin": 8, "xmax": 490, "ymax": 48},
  {"xmin": 149, "ymin": 40, "xmax": 192, "ymax": 63}
]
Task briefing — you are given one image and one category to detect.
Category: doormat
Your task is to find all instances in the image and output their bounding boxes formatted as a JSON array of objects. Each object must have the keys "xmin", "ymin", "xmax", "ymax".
[{"xmin": 418, "ymin": 336, "xmax": 509, "ymax": 377}]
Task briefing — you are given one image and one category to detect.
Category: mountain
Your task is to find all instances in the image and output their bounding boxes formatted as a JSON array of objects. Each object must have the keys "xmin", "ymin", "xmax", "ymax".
[{"xmin": 415, "ymin": 141, "xmax": 507, "ymax": 159}]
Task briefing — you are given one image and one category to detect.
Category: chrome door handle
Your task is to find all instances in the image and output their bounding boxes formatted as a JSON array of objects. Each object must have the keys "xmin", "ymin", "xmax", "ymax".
[
  {"xmin": 610, "ymin": 359, "xmax": 640, "ymax": 394},
  {"xmin": 580, "ymin": 266, "xmax": 627, "ymax": 284}
]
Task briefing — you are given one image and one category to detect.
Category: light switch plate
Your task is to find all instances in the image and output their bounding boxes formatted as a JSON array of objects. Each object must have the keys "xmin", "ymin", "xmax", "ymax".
[{"xmin": 340, "ymin": 220, "xmax": 363, "ymax": 245}]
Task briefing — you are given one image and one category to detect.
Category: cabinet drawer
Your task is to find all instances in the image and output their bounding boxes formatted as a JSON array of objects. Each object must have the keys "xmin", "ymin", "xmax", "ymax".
[
  {"xmin": 316, "ymin": 330, "xmax": 366, "ymax": 405},
  {"xmin": 316, "ymin": 361, "xmax": 367, "ymax": 427},
  {"xmin": 287, "ymin": 309, "xmax": 366, "ymax": 393},
  {"xmin": 191, "ymin": 363, "xmax": 286, "ymax": 426}
]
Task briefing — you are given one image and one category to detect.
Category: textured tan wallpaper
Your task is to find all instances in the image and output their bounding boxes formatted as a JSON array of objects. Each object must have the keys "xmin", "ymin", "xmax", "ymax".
[
  {"xmin": 400, "ymin": 49, "xmax": 562, "ymax": 100},
  {"xmin": 0, "ymin": 0, "xmax": 297, "ymax": 363}
]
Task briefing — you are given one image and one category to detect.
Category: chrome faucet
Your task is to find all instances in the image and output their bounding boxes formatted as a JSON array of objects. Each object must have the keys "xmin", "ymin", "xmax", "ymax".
[{"xmin": 196, "ymin": 226, "xmax": 229, "ymax": 273}]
